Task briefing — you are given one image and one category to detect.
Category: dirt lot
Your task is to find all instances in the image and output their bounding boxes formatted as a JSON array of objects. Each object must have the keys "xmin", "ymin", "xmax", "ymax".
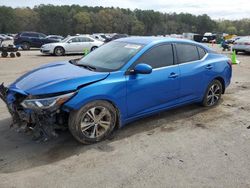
[{"xmin": 0, "ymin": 44, "xmax": 250, "ymax": 188}]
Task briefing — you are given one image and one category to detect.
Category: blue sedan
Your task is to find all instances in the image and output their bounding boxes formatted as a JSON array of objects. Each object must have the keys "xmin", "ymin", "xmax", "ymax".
[{"xmin": 0, "ymin": 37, "xmax": 232, "ymax": 143}]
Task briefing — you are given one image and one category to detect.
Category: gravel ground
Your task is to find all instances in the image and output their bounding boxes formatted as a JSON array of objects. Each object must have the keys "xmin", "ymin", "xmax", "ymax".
[{"xmin": 0, "ymin": 43, "xmax": 250, "ymax": 188}]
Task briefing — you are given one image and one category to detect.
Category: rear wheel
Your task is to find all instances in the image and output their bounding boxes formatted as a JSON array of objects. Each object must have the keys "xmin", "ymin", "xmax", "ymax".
[
  {"xmin": 69, "ymin": 100, "xmax": 117, "ymax": 144},
  {"xmin": 54, "ymin": 47, "xmax": 65, "ymax": 56},
  {"xmin": 202, "ymin": 80, "xmax": 222, "ymax": 107},
  {"xmin": 21, "ymin": 42, "xmax": 30, "ymax": 50},
  {"xmin": 91, "ymin": 46, "xmax": 98, "ymax": 51}
]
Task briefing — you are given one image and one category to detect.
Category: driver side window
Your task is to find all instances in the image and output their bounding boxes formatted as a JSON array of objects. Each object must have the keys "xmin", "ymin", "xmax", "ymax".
[{"xmin": 133, "ymin": 44, "xmax": 174, "ymax": 69}]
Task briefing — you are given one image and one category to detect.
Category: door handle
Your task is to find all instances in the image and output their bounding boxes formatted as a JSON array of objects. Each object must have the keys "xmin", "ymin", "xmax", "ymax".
[
  {"xmin": 206, "ymin": 64, "xmax": 213, "ymax": 70},
  {"xmin": 168, "ymin": 72, "xmax": 178, "ymax": 78}
]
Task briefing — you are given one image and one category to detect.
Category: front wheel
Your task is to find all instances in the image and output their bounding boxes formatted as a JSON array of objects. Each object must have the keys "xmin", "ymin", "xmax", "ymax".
[
  {"xmin": 54, "ymin": 47, "xmax": 65, "ymax": 56},
  {"xmin": 69, "ymin": 100, "xmax": 117, "ymax": 144},
  {"xmin": 202, "ymin": 80, "xmax": 222, "ymax": 107},
  {"xmin": 21, "ymin": 42, "xmax": 30, "ymax": 50}
]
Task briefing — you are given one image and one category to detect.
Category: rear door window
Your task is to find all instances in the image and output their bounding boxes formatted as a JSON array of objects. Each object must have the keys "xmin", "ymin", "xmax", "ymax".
[
  {"xmin": 197, "ymin": 47, "xmax": 207, "ymax": 59},
  {"xmin": 133, "ymin": 44, "xmax": 174, "ymax": 69},
  {"xmin": 176, "ymin": 44, "xmax": 199, "ymax": 64},
  {"xmin": 79, "ymin": 37, "xmax": 94, "ymax": 42}
]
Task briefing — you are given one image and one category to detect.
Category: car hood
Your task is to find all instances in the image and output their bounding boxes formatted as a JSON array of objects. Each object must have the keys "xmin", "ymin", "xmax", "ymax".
[{"xmin": 9, "ymin": 61, "xmax": 109, "ymax": 95}]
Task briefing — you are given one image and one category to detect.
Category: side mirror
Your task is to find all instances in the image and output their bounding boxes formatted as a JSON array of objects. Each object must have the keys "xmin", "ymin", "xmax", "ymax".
[{"xmin": 132, "ymin": 63, "xmax": 152, "ymax": 74}]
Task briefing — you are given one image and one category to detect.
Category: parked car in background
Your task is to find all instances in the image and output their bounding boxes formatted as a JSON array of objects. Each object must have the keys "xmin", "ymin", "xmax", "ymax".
[
  {"xmin": 40, "ymin": 35, "xmax": 103, "ymax": 56},
  {"xmin": 0, "ymin": 35, "xmax": 5, "ymax": 41},
  {"xmin": 14, "ymin": 32, "xmax": 58, "ymax": 50},
  {"xmin": 46, "ymin": 35, "xmax": 64, "ymax": 42},
  {"xmin": 0, "ymin": 34, "xmax": 13, "ymax": 40},
  {"xmin": 92, "ymin": 33, "xmax": 107, "ymax": 42},
  {"xmin": 226, "ymin": 36, "xmax": 241, "ymax": 44},
  {"xmin": 0, "ymin": 37, "xmax": 232, "ymax": 144},
  {"xmin": 232, "ymin": 37, "xmax": 250, "ymax": 54},
  {"xmin": 105, "ymin": 33, "xmax": 128, "ymax": 42}
]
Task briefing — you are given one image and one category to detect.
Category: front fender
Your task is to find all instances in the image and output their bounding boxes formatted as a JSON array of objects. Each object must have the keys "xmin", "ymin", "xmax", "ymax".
[{"xmin": 63, "ymin": 75, "xmax": 127, "ymax": 124}]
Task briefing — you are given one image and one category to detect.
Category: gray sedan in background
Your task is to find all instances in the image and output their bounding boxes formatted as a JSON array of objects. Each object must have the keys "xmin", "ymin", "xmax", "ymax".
[
  {"xmin": 232, "ymin": 37, "xmax": 250, "ymax": 54},
  {"xmin": 40, "ymin": 35, "xmax": 104, "ymax": 56}
]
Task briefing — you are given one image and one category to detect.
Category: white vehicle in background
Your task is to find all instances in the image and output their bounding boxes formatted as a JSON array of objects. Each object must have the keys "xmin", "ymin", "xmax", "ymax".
[
  {"xmin": 232, "ymin": 37, "xmax": 250, "ymax": 54},
  {"xmin": 0, "ymin": 34, "xmax": 13, "ymax": 40},
  {"xmin": 40, "ymin": 35, "xmax": 103, "ymax": 56},
  {"xmin": 92, "ymin": 33, "xmax": 109, "ymax": 42}
]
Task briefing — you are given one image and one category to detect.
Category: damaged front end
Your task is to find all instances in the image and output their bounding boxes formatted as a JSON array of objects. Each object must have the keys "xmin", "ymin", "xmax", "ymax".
[{"xmin": 0, "ymin": 83, "xmax": 75, "ymax": 141}]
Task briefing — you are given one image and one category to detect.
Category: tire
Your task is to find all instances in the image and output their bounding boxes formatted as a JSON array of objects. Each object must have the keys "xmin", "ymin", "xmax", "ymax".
[
  {"xmin": 10, "ymin": 52, "xmax": 15, "ymax": 58},
  {"xmin": 69, "ymin": 100, "xmax": 117, "ymax": 144},
  {"xmin": 91, "ymin": 46, "xmax": 98, "ymax": 51},
  {"xmin": 54, "ymin": 47, "xmax": 65, "ymax": 56},
  {"xmin": 202, "ymin": 79, "xmax": 223, "ymax": 107},
  {"xmin": 16, "ymin": 52, "xmax": 21, "ymax": 57},
  {"xmin": 235, "ymin": 50, "xmax": 238, "ymax": 54},
  {"xmin": 21, "ymin": 42, "xmax": 30, "ymax": 50},
  {"xmin": 1, "ymin": 51, "xmax": 8, "ymax": 58}
]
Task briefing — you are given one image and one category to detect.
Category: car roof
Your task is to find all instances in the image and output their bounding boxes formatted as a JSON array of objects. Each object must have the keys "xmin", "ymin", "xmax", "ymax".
[
  {"xmin": 117, "ymin": 36, "xmax": 213, "ymax": 52},
  {"xmin": 117, "ymin": 36, "xmax": 199, "ymax": 45}
]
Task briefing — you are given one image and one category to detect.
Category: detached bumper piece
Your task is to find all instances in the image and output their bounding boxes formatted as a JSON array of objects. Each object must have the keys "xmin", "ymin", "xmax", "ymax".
[{"xmin": 0, "ymin": 83, "xmax": 68, "ymax": 141}]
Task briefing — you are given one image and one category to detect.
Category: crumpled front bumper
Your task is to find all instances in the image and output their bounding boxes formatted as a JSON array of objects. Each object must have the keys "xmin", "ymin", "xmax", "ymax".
[{"xmin": 0, "ymin": 83, "xmax": 68, "ymax": 141}]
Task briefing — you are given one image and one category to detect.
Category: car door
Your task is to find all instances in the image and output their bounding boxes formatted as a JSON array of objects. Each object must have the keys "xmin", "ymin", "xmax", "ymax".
[
  {"xmin": 29, "ymin": 33, "xmax": 41, "ymax": 48},
  {"xmin": 175, "ymin": 43, "xmax": 209, "ymax": 103},
  {"xmin": 78, "ymin": 37, "xmax": 92, "ymax": 52},
  {"xmin": 64, "ymin": 37, "xmax": 81, "ymax": 53},
  {"xmin": 126, "ymin": 44, "xmax": 180, "ymax": 117}
]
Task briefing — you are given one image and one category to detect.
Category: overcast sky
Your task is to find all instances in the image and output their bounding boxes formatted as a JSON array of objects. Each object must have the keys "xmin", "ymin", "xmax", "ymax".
[{"xmin": 0, "ymin": 0, "xmax": 249, "ymax": 20}]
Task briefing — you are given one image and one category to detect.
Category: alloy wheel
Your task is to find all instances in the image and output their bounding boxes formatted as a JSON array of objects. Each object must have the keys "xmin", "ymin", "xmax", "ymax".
[
  {"xmin": 80, "ymin": 106, "xmax": 112, "ymax": 139},
  {"xmin": 207, "ymin": 83, "xmax": 221, "ymax": 106},
  {"xmin": 55, "ymin": 47, "xmax": 64, "ymax": 56}
]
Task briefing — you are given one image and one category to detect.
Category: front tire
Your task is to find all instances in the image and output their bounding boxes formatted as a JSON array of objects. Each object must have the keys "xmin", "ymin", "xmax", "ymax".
[
  {"xmin": 54, "ymin": 47, "xmax": 65, "ymax": 56},
  {"xmin": 202, "ymin": 80, "xmax": 222, "ymax": 107},
  {"xmin": 21, "ymin": 42, "xmax": 30, "ymax": 50},
  {"xmin": 69, "ymin": 100, "xmax": 117, "ymax": 144}
]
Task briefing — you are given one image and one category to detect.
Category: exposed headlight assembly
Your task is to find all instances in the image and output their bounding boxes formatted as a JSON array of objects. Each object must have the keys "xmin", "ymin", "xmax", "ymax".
[{"xmin": 21, "ymin": 92, "xmax": 76, "ymax": 110}]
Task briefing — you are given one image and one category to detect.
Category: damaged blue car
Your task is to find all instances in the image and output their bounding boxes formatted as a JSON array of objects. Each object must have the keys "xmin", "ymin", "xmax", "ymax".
[{"xmin": 0, "ymin": 37, "xmax": 232, "ymax": 144}]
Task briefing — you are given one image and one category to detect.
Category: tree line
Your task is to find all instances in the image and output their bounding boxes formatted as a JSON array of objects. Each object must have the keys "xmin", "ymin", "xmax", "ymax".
[{"xmin": 0, "ymin": 4, "xmax": 250, "ymax": 36}]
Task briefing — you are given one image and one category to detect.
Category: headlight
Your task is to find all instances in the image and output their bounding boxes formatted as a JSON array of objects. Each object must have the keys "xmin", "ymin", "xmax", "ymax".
[{"xmin": 21, "ymin": 92, "xmax": 76, "ymax": 110}]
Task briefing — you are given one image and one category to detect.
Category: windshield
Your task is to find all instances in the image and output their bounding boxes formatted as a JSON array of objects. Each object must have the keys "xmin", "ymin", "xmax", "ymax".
[
  {"xmin": 77, "ymin": 41, "xmax": 143, "ymax": 72},
  {"xmin": 61, "ymin": 36, "xmax": 71, "ymax": 43}
]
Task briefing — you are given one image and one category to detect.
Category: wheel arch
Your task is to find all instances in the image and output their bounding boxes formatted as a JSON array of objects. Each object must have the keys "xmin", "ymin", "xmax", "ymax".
[
  {"xmin": 54, "ymin": 46, "xmax": 65, "ymax": 54},
  {"xmin": 214, "ymin": 76, "xmax": 225, "ymax": 94},
  {"xmin": 65, "ymin": 98, "xmax": 123, "ymax": 128}
]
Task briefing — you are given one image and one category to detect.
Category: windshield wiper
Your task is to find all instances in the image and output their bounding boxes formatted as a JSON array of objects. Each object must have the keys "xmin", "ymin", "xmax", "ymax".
[
  {"xmin": 69, "ymin": 59, "xmax": 96, "ymax": 71},
  {"xmin": 77, "ymin": 64, "xmax": 96, "ymax": 71},
  {"xmin": 69, "ymin": 59, "xmax": 80, "ymax": 65}
]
